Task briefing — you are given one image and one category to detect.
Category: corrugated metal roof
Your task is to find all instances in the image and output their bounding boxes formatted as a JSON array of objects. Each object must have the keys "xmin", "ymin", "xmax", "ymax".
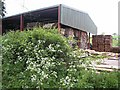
[
  {"xmin": 3, "ymin": 4, "xmax": 97, "ymax": 34},
  {"xmin": 60, "ymin": 4, "xmax": 97, "ymax": 34},
  {"xmin": 3, "ymin": 4, "xmax": 59, "ymax": 19}
]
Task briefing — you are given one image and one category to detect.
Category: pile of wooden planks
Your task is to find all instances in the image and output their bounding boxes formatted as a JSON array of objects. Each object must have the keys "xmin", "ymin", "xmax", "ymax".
[
  {"xmin": 92, "ymin": 35, "xmax": 112, "ymax": 52},
  {"xmin": 111, "ymin": 47, "xmax": 120, "ymax": 53},
  {"xmin": 104, "ymin": 35, "xmax": 112, "ymax": 52}
]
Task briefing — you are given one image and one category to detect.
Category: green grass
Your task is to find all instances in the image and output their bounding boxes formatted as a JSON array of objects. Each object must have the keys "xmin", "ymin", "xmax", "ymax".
[
  {"xmin": 112, "ymin": 39, "xmax": 118, "ymax": 47},
  {"xmin": 112, "ymin": 35, "xmax": 120, "ymax": 47}
]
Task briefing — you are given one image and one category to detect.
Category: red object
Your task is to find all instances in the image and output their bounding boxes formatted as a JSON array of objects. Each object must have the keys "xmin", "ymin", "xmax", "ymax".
[
  {"xmin": 78, "ymin": 31, "xmax": 81, "ymax": 48},
  {"xmin": 88, "ymin": 32, "xmax": 90, "ymax": 49},
  {"xmin": 20, "ymin": 14, "xmax": 24, "ymax": 31},
  {"xmin": 58, "ymin": 5, "xmax": 61, "ymax": 33}
]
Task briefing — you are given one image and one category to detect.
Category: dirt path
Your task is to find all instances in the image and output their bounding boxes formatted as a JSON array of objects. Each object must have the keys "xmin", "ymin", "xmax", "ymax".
[
  {"xmin": 100, "ymin": 58, "xmax": 120, "ymax": 69},
  {"xmin": 89, "ymin": 57, "xmax": 120, "ymax": 71}
]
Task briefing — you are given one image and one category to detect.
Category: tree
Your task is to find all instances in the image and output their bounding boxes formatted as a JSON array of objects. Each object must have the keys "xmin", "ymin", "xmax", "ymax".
[
  {"xmin": 101, "ymin": 32, "xmax": 105, "ymax": 35},
  {"xmin": 112, "ymin": 33, "xmax": 117, "ymax": 36},
  {"xmin": 0, "ymin": 0, "xmax": 6, "ymax": 18}
]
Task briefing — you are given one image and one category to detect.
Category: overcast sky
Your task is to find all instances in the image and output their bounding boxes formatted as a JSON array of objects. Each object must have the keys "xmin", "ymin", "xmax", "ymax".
[{"xmin": 5, "ymin": 0, "xmax": 119, "ymax": 35}]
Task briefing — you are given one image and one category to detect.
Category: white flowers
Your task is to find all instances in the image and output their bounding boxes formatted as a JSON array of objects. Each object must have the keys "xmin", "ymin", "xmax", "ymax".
[
  {"xmin": 18, "ymin": 56, "xmax": 22, "ymax": 60},
  {"xmin": 31, "ymin": 75, "xmax": 37, "ymax": 82},
  {"xmin": 58, "ymin": 50, "xmax": 63, "ymax": 53},
  {"xmin": 24, "ymin": 49, "xmax": 27, "ymax": 52},
  {"xmin": 60, "ymin": 76, "xmax": 75, "ymax": 87},
  {"xmin": 38, "ymin": 40, "xmax": 42, "ymax": 44},
  {"xmin": 48, "ymin": 44, "xmax": 56, "ymax": 52},
  {"xmin": 56, "ymin": 44, "xmax": 60, "ymax": 48}
]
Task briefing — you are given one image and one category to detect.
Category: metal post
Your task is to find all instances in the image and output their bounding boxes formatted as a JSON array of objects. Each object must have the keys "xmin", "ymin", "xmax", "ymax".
[
  {"xmin": 0, "ymin": 19, "xmax": 2, "ymax": 35},
  {"xmin": 58, "ymin": 5, "xmax": 61, "ymax": 33},
  {"xmin": 78, "ymin": 30, "xmax": 81, "ymax": 48},
  {"xmin": 88, "ymin": 32, "xmax": 90, "ymax": 49},
  {"xmin": 20, "ymin": 14, "xmax": 24, "ymax": 31}
]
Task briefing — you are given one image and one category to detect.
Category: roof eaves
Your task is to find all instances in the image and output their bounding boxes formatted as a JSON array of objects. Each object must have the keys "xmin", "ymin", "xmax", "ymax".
[{"xmin": 2, "ymin": 4, "xmax": 60, "ymax": 19}]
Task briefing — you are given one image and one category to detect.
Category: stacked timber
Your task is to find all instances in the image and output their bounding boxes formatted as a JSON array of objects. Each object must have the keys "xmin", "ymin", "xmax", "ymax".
[
  {"xmin": 97, "ymin": 35, "xmax": 105, "ymax": 52},
  {"xmin": 92, "ymin": 35, "xmax": 112, "ymax": 52},
  {"xmin": 104, "ymin": 35, "xmax": 112, "ymax": 52},
  {"xmin": 80, "ymin": 31, "xmax": 88, "ymax": 49},
  {"xmin": 111, "ymin": 47, "xmax": 120, "ymax": 53},
  {"xmin": 27, "ymin": 22, "xmax": 42, "ymax": 29},
  {"xmin": 27, "ymin": 22, "xmax": 57, "ymax": 29},
  {"xmin": 92, "ymin": 35, "xmax": 98, "ymax": 51}
]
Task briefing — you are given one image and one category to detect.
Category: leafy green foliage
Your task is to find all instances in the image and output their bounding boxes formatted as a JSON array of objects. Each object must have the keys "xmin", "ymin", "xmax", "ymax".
[
  {"xmin": 76, "ymin": 70, "xmax": 119, "ymax": 88},
  {"xmin": 118, "ymin": 36, "xmax": 120, "ymax": 46},
  {"xmin": 112, "ymin": 35, "xmax": 120, "ymax": 47},
  {"xmin": 2, "ymin": 28, "xmax": 70, "ymax": 88},
  {"xmin": 0, "ymin": 35, "xmax": 2, "ymax": 90},
  {"xmin": 0, "ymin": 0, "xmax": 6, "ymax": 17},
  {"xmin": 2, "ymin": 28, "xmax": 119, "ymax": 88}
]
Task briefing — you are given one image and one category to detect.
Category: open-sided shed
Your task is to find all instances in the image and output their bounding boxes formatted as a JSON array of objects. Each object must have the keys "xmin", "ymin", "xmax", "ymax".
[{"xmin": 2, "ymin": 4, "xmax": 97, "ymax": 49}]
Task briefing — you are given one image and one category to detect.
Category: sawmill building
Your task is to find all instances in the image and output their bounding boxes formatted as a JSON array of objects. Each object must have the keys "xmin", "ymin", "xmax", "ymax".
[{"xmin": 2, "ymin": 4, "xmax": 97, "ymax": 49}]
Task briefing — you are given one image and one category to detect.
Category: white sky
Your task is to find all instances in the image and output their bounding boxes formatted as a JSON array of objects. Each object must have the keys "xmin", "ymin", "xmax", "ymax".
[{"xmin": 5, "ymin": 0, "xmax": 119, "ymax": 35}]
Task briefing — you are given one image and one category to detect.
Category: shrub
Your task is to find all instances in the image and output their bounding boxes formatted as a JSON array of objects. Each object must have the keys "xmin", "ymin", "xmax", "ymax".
[
  {"xmin": 2, "ymin": 28, "xmax": 71, "ymax": 88},
  {"xmin": 2, "ymin": 28, "xmax": 119, "ymax": 88},
  {"xmin": 77, "ymin": 70, "xmax": 119, "ymax": 88}
]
